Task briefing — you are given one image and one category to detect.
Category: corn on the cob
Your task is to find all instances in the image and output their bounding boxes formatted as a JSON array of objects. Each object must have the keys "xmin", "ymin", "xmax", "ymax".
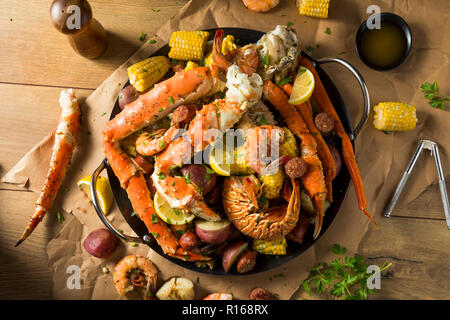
[
  {"xmin": 221, "ymin": 35, "xmax": 237, "ymax": 55},
  {"xmin": 297, "ymin": 0, "xmax": 330, "ymax": 19},
  {"xmin": 252, "ymin": 238, "xmax": 287, "ymax": 255},
  {"xmin": 184, "ymin": 61, "xmax": 199, "ymax": 71},
  {"xmin": 127, "ymin": 56, "xmax": 170, "ymax": 92},
  {"xmin": 259, "ymin": 169, "xmax": 285, "ymax": 199},
  {"xmin": 168, "ymin": 31, "xmax": 209, "ymax": 61},
  {"xmin": 205, "ymin": 52, "xmax": 214, "ymax": 66},
  {"xmin": 230, "ymin": 145, "xmax": 255, "ymax": 175},
  {"xmin": 279, "ymin": 127, "xmax": 299, "ymax": 157},
  {"xmin": 373, "ymin": 102, "xmax": 418, "ymax": 131}
]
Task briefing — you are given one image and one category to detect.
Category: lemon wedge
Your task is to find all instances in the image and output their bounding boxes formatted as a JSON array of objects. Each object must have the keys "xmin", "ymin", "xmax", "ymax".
[
  {"xmin": 77, "ymin": 175, "xmax": 113, "ymax": 215},
  {"xmin": 208, "ymin": 144, "xmax": 231, "ymax": 176},
  {"xmin": 288, "ymin": 67, "xmax": 315, "ymax": 105},
  {"xmin": 154, "ymin": 192, "xmax": 195, "ymax": 225}
]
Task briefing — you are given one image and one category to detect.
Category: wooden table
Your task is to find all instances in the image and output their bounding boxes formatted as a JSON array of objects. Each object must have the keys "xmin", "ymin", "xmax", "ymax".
[{"xmin": 0, "ymin": 0, "xmax": 448, "ymax": 300}]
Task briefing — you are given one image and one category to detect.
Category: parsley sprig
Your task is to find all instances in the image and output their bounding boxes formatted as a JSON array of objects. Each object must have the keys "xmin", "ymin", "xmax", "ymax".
[
  {"xmin": 421, "ymin": 81, "xmax": 449, "ymax": 110},
  {"xmin": 301, "ymin": 244, "xmax": 391, "ymax": 300}
]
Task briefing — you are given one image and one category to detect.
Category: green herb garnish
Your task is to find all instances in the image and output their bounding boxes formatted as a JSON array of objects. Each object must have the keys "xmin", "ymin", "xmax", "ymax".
[
  {"xmin": 139, "ymin": 32, "xmax": 147, "ymax": 41},
  {"xmin": 259, "ymin": 116, "xmax": 268, "ymax": 125},
  {"xmin": 421, "ymin": 81, "xmax": 449, "ymax": 110},
  {"xmin": 325, "ymin": 27, "xmax": 331, "ymax": 35},
  {"xmin": 131, "ymin": 212, "xmax": 137, "ymax": 217},
  {"xmin": 57, "ymin": 212, "xmax": 64, "ymax": 224},
  {"xmin": 287, "ymin": 21, "xmax": 293, "ymax": 27},
  {"xmin": 148, "ymin": 39, "xmax": 156, "ymax": 44},
  {"xmin": 158, "ymin": 172, "xmax": 165, "ymax": 179},
  {"xmin": 300, "ymin": 244, "xmax": 392, "ymax": 300},
  {"xmin": 262, "ymin": 54, "xmax": 269, "ymax": 66},
  {"xmin": 305, "ymin": 46, "xmax": 314, "ymax": 52},
  {"xmin": 152, "ymin": 214, "xmax": 158, "ymax": 223},
  {"xmin": 277, "ymin": 76, "xmax": 292, "ymax": 87},
  {"xmin": 168, "ymin": 96, "xmax": 174, "ymax": 104}
]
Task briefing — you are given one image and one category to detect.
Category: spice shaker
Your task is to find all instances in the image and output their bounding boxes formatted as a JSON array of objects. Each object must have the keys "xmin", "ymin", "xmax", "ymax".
[{"xmin": 50, "ymin": 0, "xmax": 108, "ymax": 59}]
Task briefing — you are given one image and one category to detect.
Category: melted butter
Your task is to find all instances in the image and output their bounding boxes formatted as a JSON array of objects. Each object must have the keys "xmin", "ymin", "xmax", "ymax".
[{"xmin": 359, "ymin": 21, "xmax": 407, "ymax": 68}]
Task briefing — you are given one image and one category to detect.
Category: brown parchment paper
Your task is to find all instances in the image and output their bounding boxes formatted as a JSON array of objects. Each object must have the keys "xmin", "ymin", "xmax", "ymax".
[{"xmin": 3, "ymin": 0, "xmax": 449, "ymax": 300}]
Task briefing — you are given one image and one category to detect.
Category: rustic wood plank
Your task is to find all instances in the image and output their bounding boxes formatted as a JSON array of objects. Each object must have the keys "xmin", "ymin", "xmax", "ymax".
[
  {"xmin": 0, "ymin": 83, "xmax": 93, "ymax": 180},
  {"xmin": 0, "ymin": 0, "xmax": 188, "ymax": 89},
  {"xmin": 0, "ymin": 189, "xmax": 61, "ymax": 299},
  {"xmin": 292, "ymin": 215, "xmax": 450, "ymax": 300},
  {"xmin": 391, "ymin": 181, "xmax": 450, "ymax": 220}
]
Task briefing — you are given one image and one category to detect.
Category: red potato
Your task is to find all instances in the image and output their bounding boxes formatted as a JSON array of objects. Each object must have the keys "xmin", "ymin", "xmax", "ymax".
[
  {"xmin": 118, "ymin": 85, "xmax": 139, "ymax": 110},
  {"xmin": 222, "ymin": 241, "xmax": 248, "ymax": 272},
  {"xmin": 83, "ymin": 228, "xmax": 119, "ymax": 258},
  {"xmin": 180, "ymin": 164, "xmax": 217, "ymax": 195},
  {"xmin": 328, "ymin": 144, "xmax": 342, "ymax": 177},
  {"xmin": 195, "ymin": 220, "xmax": 231, "ymax": 245},
  {"xmin": 179, "ymin": 231, "xmax": 200, "ymax": 250},
  {"xmin": 287, "ymin": 215, "xmax": 311, "ymax": 244},
  {"xmin": 205, "ymin": 183, "xmax": 222, "ymax": 205},
  {"xmin": 236, "ymin": 251, "xmax": 257, "ymax": 273}
]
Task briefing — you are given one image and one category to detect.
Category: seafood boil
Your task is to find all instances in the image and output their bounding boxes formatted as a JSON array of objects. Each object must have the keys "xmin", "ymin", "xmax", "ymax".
[{"xmin": 99, "ymin": 24, "xmax": 376, "ymax": 274}]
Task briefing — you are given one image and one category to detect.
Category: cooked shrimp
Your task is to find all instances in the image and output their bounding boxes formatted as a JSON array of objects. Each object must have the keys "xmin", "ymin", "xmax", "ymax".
[
  {"xmin": 113, "ymin": 255, "xmax": 158, "ymax": 297},
  {"xmin": 203, "ymin": 293, "xmax": 233, "ymax": 300},
  {"xmin": 16, "ymin": 89, "xmax": 80, "ymax": 246},
  {"xmin": 242, "ymin": 0, "xmax": 279, "ymax": 12}
]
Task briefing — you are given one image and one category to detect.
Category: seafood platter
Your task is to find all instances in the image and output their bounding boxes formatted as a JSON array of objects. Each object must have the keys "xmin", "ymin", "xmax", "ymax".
[{"xmin": 89, "ymin": 25, "xmax": 375, "ymax": 275}]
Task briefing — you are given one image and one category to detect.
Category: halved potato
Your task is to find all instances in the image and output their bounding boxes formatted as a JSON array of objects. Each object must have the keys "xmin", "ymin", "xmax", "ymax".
[{"xmin": 156, "ymin": 277, "xmax": 195, "ymax": 300}]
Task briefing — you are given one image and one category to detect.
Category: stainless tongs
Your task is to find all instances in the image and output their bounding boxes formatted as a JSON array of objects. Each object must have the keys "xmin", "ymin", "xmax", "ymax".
[{"xmin": 384, "ymin": 140, "xmax": 450, "ymax": 229}]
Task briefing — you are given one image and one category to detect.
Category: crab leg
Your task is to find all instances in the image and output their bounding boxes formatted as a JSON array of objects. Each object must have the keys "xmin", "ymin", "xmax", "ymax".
[
  {"xmin": 103, "ymin": 68, "xmax": 219, "ymax": 261},
  {"xmin": 280, "ymin": 84, "xmax": 336, "ymax": 201},
  {"xmin": 16, "ymin": 89, "xmax": 80, "ymax": 246},
  {"xmin": 263, "ymin": 80, "xmax": 327, "ymax": 238},
  {"xmin": 298, "ymin": 57, "xmax": 377, "ymax": 226}
]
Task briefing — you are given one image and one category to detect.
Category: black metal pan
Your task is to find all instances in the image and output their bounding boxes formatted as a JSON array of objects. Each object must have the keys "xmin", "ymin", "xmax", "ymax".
[{"xmin": 91, "ymin": 28, "xmax": 370, "ymax": 275}]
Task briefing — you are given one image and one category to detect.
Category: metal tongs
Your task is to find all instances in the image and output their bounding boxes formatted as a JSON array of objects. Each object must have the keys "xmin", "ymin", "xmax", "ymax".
[{"xmin": 384, "ymin": 140, "xmax": 450, "ymax": 229}]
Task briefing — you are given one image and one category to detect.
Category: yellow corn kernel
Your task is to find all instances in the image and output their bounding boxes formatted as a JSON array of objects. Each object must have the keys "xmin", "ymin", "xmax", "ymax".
[
  {"xmin": 373, "ymin": 102, "xmax": 418, "ymax": 131},
  {"xmin": 221, "ymin": 35, "xmax": 237, "ymax": 55},
  {"xmin": 297, "ymin": 0, "xmax": 330, "ymax": 19},
  {"xmin": 205, "ymin": 52, "xmax": 214, "ymax": 66},
  {"xmin": 168, "ymin": 31, "xmax": 209, "ymax": 61},
  {"xmin": 280, "ymin": 127, "xmax": 299, "ymax": 157},
  {"xmin": 259, "ymin": 169, "xmax": 284, "ymax": 200},
  {"xmin": 184, "ymin": 61, "xmax": 199, "ymax": 71},
  {"xmin": 252, "ymin": 238, "xmax": 287, "ymax": 255},
  {"xmin": 230, "ymin": 145, "xmax": 255, "ymax": 175},
  {"xmin": 127, "ymin": 56, "xmax": 170, "ymax": 92}
]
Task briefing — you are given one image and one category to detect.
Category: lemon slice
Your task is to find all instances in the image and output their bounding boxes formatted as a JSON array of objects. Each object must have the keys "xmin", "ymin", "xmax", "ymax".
[
  {"xmin": 154, "ymin": 192, "xmax": 195, "ymax": 225},
  {"xmin": 288, "ymin": 67, "xmax": 315, "ymax": 105},
  {"xmin": 77, "ymin": 175, "xmax": 113, "ymax": 215},
  {"xmin": 209, "ymin": 145, "xmax": 231, "ymax": 176}
]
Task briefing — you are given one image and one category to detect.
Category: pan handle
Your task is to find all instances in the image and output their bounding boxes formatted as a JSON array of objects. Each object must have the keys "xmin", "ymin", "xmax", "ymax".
[
  {"xmin": 90, "ymin": 159, "xmax": 151, "ymax": 244},
  {"xmin": 315, "ymin": 57, "xmax": 370, "ymax": 140}
]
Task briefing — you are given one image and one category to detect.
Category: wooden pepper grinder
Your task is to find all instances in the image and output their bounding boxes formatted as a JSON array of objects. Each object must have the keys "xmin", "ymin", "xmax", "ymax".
[{"xmin": 50, "ymin": 0, "xmax": 108, "ymax": 59}]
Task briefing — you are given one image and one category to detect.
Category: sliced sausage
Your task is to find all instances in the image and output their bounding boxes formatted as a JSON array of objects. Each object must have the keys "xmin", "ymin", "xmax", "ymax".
[
  {"xmin": 284, "ymin": 157, "xmax": 307, "ymax": 179},
  {"xmin": 236, "ymin": 251, "xmax": 257, "ymax": 273},
  {"xmin": 249, "ymin": 288, "xmax": 272, "ymax": 300},
  {"xmin": 314, "ymin": 112, "xmax": 335, "ymax": 133},
  {"xmin": 172, "ymin": 104, "xmax": 197, "ymax": 125}
]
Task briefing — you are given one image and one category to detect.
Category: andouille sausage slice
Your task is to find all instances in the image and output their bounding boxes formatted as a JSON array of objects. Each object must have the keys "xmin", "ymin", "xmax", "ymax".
[
  {"xmin": 236, "ymin": 251, "xmax": 257, "ymax": 273},
  {"xmin": 284, "ymin": 157, "xmax": 307, "ymax": 179},
  {"xmin": 314, "ymin": 112, "xmax": 335, "ymax": 133},
  {"xmin": 172, "ymin": 104, "xmax": 197, "ymax": 125}
]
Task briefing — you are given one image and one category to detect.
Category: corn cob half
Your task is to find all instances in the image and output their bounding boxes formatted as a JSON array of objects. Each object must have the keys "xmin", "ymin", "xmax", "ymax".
[
  {"xmin": 279, "ymin": 127, "xmax": 299, "ymax": 157},
  {"xmin": 168, "ymin": 31, "xmax": 209, "ymax": 61},
  {"xmin": 373, "ymin": 102, "xmax": 418, "ymax": 131},
  {"xmin": 127, "ymin": 56, "xmax": 170, "ymax": 92},
  {"xmin": 252, "ymin": 238, "xmax": 287, "ymax": 255},
  {"xmin": 259, "ymin": 169, "xmax": 285, "ymax": 199},
  {"xmin": 230, "ymin": 145, "xmax": 255, "ymax": 175},
  {"xmin": 297, "ymin": 0, "xmax": 330, "ymax": 19},
  {"xmin": 184, "ymin": 61, "xmax": 199, "ymax": 71}
]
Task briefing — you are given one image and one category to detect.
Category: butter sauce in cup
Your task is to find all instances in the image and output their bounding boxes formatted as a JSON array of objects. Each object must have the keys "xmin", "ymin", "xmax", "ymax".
[{"xmin": 355, "ymin": 12, "xmax": 412, "ymax": 71}]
